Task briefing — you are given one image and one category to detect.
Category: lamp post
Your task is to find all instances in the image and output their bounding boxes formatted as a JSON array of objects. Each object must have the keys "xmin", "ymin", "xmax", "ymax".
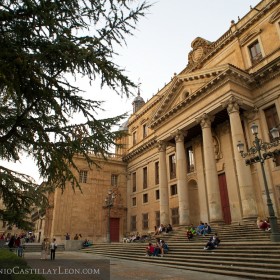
[
  {"xmin": 105, "ymin": 190, "xmax": 115, "ymax": 243},
  {"xmin": 237, "ymin": 123, "xmax": 280, "ymax": 242}
]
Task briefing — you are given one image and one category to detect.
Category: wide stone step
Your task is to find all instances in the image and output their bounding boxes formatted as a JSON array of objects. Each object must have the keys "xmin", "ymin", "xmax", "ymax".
[
  {"xmin": 83, "ymin": 251, "xmax": 280, "ymax": 279},
  {"xmin": 81, "ymin": 223, "xmax": 280, "ymax": 279}
]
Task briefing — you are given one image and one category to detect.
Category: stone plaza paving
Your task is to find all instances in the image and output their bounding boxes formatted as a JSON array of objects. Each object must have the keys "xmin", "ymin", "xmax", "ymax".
[{"xmin": 22, "ymin": 251, "xmax": 250, "ymax": 280}]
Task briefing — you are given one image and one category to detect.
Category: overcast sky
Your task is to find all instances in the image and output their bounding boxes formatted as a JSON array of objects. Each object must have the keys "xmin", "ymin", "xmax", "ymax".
[
  {"xmin": 91, "ymin": 0, "xmax": 261, "ymax": 118},
  {"xmin": 3, "ymin": 0, "xmax": 261, "ymax": 182}
]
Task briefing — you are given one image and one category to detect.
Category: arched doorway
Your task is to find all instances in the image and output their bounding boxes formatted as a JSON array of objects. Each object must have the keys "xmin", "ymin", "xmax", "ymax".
[{"xmin": 188, "ymin": 180, "xmax": 200, "ymax": 225}]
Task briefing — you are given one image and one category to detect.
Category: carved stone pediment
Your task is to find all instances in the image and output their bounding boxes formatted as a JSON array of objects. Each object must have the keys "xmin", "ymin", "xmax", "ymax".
[{"xmin": 149, "ymin": 64, "xmax": 252, "ymax": 129}]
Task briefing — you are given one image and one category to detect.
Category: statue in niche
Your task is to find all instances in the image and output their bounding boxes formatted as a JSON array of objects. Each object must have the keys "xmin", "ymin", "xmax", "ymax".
[{"xmin": 213, "ymin": 135, "xmax": 221, "ymax": 160}]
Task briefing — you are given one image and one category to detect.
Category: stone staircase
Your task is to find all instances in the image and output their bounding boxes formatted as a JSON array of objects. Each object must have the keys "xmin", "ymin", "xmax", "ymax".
[{"xmin": 81, "ymin": 223, "xmax": 280, "ymax": 279}]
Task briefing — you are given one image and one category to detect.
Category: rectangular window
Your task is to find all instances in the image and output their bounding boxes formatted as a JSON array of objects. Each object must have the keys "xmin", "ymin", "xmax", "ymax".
[
  {"xmin": 111, "ymin": 174, "xmax": 118, "ymax": 186},
  {"xmin": 143, "ymin": 124, "xmax": 148, "ymax": 138},
  {"xmin": 169, "ymin": 154, "xmax": 176, "ymax": 179},
  {"xmin": 143, "ymin": 193, "xmax": 148, "ymax": 203},
  {"xmin": 131, "ymin": 215, "xmax": 137, "ymax": 231},
  {"xmin": 155, "ymin": 211, "xmax": 160, "ymax": 227},
  {"xmin": 142, "ymin": 213, "xmax": 149, "ymax": 229},
  {"xmin": 143, "ymin": 167, "xmax": 148, "ymax": 189},
  {"xmin": 133, "ymin": 131, "xmax": 137, "ymax": 145},
  {"xmin": 155, "ymin": 189, "xmax": 160, "ymax": 200},
  {"xmin": 132, "ymin": 197, "xmax": 136, "ymax": 206},
  {"xmin": 249, "ymin": 40, "xmax": 262, "ymax": 64},
  {"xmin": 186, "ymin": 146, "xmax": 195, "ymax": 173},
  {"xmin": 264, "ymin": 105, "xmax": 280, "ymax": 166},
  {"xmin": 132, "ymin": 172, "xmax": 137, "ymax": 192},
  {"xmin": 79, "ymin": 170, "xmax": 88, "ymax": 183},
  {"xmin": 155, "ymin": 161, "xmax": 159, "ymax": 185},
  {"xmin": 170, "ymin": 184, "xmax": 177, "ymax": 196},
  {"xmin": 171, "ymin": 207, "xmax": 179, "ymax": 226}
]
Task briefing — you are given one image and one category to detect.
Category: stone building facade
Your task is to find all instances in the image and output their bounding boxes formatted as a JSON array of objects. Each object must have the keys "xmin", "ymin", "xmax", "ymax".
[
  {"xmin": 123, "ymin": 0, "xmax": 280, "ymax": 233},
  {"xmin": 43, "ymin": 154, "xmax": 127, "ymax": 242},
  {"xmin": 40, "ymin": 0, "xmax": 280, "ymax": 242}
]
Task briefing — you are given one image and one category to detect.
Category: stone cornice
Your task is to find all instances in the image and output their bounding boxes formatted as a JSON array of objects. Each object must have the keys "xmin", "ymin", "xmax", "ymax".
[
  {"xmin": 122, "ymin": 137, "xmax": 157, "ymax": 162},
  {"xmin": 184, "ymin": 0, "xmax": 279, "ymax": 73}
]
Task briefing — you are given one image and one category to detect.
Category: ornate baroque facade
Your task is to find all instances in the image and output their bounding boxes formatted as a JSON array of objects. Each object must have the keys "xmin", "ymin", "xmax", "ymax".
[{"xmin": 41, "ymin": 0, "xmax": 280, "ymax": 242}]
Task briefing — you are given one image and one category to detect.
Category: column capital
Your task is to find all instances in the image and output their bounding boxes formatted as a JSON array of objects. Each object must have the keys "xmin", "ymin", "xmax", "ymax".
[
  {"xmin": 173, "ymin": 129, "xmax": 187, "ymax": 143},
  {"xmin": 158, "ymin": 140, "xmax": 167, "ymax": 152},
  {"xmin": 196, "ymin": 113, "xmax": 214, "ymax": 129},
  {"xmin": 222, "ymin": 96, "xmax": 243, "ymax": 114}
]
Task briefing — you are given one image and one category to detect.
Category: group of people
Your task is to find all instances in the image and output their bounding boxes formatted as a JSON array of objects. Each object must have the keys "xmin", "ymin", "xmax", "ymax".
[
  {"xmin": 186, "ymin": 222, "xmax": 212, "ymax": 241},
  {"xmin": 6, "ymin": 235, "xmax": 26, "ymax": 257},
  {"xmin": 123, "ymin": 232, "xmax": 152, "ymax": 243},
  {"xmin": 41, "ymin": 238, "xmax": 58, "ymax": 260},
  {"xmin": 73, "ymin": 233, "xmax": 83, "ymax": 240},
  {"xmin": 154, "ymin": 224, "xmax": 173, "ymax": 235},
  {"xmin": 185, "ymin": 222, "xmax": 220, "ymax": 250},
  {"xmin": 82, "ymin": 239, "xmax": 93, "ymax": 248},
  {"xmin": 145, "ymin": 238, "xmax": 169, "ymax": 257}
]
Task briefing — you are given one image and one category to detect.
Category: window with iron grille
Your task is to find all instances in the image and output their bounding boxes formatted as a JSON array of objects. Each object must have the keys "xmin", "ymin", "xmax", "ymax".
[
  {"xmin": 264, "ymin": 105, "xmax": 280, "ymax": 166},
  {"xmin": 143, "ymin": 193, "xmax": 148, "ymax": 203},
  {"xmin": 186, "ymin": 146, "xmax": 195, "ymax": 173},
  {"xmin": 155, "ymin": 211, "xmax": 160, "ymax": 227},
  {"xmin": 248, "ymin": 40, "xmax": 263, "ymax": 64},
  {"xmin": 171, "ymin": 207, "xmax": 179, "ymax": 226},
  {"xmin": 170, "ymin": 184, "xmax": 177, "ymax": 196},
  {"xmin": 132, "ymin": 172, "xmax": 137, "ymax": 192},
  {"xmin": 133, "ymin": 131, "xmax": 137, "ymax": 145},
  {"xmin": 111, "ymin": 174, "xmax": 118, "ymax": 186},
  {"xmin": 143, "ymin": 124, "xmax": 148, "ymax": 138},
  {"xmin": 155, "ymin": 189, "xmax": 160, "ymax": 200},
  {"xmin": 131, "ymin": 215, "xmax": 137, "ymax": 231},
  {"xmin": 142, "ymin": 213, "xmax": 149, "ymax": 229},
  {"xmin": 169, "ymin": 154, "xmax": 176, "ymax": 179},
  {"xmin": 143, "ymin": 167, "xmax": 148, "ymax": 189},
  {"xmin": 155, "ymin": 161, "xmax": 159, "ymax": 185},
  {"xmin": 79, "ymin": 170, "xmax": 88, "ymax": 183}
]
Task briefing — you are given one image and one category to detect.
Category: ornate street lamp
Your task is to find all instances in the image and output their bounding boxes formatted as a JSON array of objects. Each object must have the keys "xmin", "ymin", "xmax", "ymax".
[
  {"xmin": 237, "ymin": 123, "xmax": 280, "ymax": 242},
  {"xmin": 105, "ymin": 190, "xmax": 115, "ymax": 243}
]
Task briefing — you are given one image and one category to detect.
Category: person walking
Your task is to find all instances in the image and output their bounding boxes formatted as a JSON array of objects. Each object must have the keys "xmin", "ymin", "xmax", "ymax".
[
  {"xmin": 50, "ymin": 238, "xmax": 57, "ymax": 260},
  {"xmin": 41, "ymin": 238, "xmax": 50, "ymax": 259}
]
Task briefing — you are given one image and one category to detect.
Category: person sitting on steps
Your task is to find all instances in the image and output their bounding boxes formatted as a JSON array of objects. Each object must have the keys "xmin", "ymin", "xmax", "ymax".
[
  {"xmin": 186, "ymin": 229, "xmax": 194, "ymax": 241},
  {"xmin": 204, "ymin": 233, "xmax": 220, "ymax": 250},
  {"xmin": 145, "ymin": 242, "xmax": 155, "ymax": 256}
]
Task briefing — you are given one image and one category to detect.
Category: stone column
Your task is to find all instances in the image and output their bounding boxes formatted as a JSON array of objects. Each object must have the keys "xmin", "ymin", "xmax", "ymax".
[
  {"xmin": 174, "ymin": 130, "xmax": 190, "ymax": 225},
  {"xmin": 223, "ymin": 96, "xmax": 258, "ymax": 220},
  {"xmin": 158, "ymin": 141, "xmax": 170, "ymax": 225},
  {"xmin": 198, "ymin": 113, "xmax": 223, "ymax": 223}
]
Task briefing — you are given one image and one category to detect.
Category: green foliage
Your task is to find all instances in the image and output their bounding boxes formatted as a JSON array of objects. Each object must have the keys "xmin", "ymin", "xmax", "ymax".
[
  {"xmin": 0, "ymin": 250, "xmax": 46, "ymax": 280},
  {"xmin": 0, "ymin": 0, "xmax": 150, "ymax": 227}
]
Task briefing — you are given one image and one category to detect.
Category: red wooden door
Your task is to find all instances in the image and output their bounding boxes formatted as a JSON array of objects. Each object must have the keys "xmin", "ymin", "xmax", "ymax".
[
  {"xmin": 218, "ymin": 173, "xmax": 231, "ymax": 224},
  {"xmin": 110, "ymin": 218, "xmax": 120, "ymax": 242}
]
